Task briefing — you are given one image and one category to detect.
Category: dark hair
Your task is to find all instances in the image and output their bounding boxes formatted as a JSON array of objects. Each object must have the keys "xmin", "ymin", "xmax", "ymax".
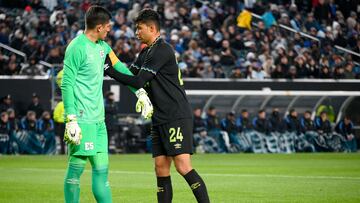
[
  {"xmin": 85, "ymin": 6, "xmax": 111, "ymax": 30},
  {"xmin": 135, "ymin": 9, "xmax": 160, "ymax": 31},
  {"xmin": 208, "ymin": 106, "xmax": 216, "ymax": 111}
]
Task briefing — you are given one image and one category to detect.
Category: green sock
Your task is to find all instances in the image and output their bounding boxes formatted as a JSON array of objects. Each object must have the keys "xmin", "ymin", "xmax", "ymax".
[
  {"xmin": 64, "ymin": 157, "xmax": 86, "ymax": 203},
  {"xmin": 90, "ymin": 153, "xmax": 112, "ymax": 203},
  {"xmin": 92, "ymin": 167, "xmax": 112, "ymax": 203}
]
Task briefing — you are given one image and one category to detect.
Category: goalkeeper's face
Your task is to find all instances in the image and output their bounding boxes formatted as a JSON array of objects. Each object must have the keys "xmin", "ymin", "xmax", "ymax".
[{"xmin": 98, "ymin": 21, "xmax": 112, "ymax": 40}]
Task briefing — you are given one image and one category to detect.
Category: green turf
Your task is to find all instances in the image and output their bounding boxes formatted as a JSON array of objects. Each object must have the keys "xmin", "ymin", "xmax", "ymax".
[{"xmin": 0, "ymin": 153, "xmax": 359, "ymax": 203}]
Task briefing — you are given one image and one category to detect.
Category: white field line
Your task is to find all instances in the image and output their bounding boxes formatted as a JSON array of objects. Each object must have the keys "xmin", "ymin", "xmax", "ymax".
[{"xmin": 2, "ymin": 168, "xmax": 359, "ymax": 181}]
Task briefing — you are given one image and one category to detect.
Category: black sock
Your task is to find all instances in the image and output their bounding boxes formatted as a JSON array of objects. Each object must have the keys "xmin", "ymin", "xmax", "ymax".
[
  {"xmin": 157, "ymin": 176, "xmax": 173, "ymax": 203},
  {"xmin": 183, "ymin": 169, "xmax": 210, "ymax": 203}
]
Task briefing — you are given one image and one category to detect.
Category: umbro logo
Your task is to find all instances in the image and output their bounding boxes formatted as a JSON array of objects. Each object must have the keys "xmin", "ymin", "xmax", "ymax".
[
  {"xmin": 104, "ymin": 64, "xmax": 109, "ymax": 71},
  {"xmin": 174, "ymin": 143, "xmax": 182, "ymax": 149}
]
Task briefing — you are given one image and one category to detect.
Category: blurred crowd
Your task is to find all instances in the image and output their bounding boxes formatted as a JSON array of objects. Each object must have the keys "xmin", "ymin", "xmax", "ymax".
[
  {"xmin": 1, "ymin": 91, "xmax": 357, "ymax": 154},
  {"xmin": 192, "ymin": 106, "xmax": 357, "ymax": 153},
  {"xmin": 0, "ymin": 0, "xmax": 359, "ymax": 79},
  {"xmin": 0, "ymin": 93, "xmax": 57, "ymax": 154}
]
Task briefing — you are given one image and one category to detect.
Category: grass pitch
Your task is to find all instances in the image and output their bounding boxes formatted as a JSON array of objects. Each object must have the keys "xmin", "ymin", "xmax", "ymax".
[{"xmin": 0, "ymin": 153, "xmax": 359, "ymax": 203}]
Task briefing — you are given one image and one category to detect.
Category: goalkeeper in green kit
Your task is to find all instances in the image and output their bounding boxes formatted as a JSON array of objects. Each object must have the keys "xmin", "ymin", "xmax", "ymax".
[{"xmin": 61, "ymin": 6, "xmax": 153, "ymax": 203}]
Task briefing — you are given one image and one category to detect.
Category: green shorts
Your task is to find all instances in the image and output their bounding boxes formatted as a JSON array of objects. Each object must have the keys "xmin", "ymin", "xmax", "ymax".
[{"xmin": 68, "ymin": 121, "xmax": 108, "ymax": 156}]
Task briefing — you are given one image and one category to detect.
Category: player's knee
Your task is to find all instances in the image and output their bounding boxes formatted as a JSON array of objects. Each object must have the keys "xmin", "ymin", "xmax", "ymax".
[
  {"xmin": 155, "ymin": 164, "xmax": 170, "ymax": 176},
  {"xmin": 175, "ymin": 164, "xmax": 192, "ymax": 176}
]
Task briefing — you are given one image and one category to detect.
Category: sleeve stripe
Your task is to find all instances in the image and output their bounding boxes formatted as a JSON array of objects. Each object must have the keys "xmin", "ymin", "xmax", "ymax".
[
  {"xmin": 131, "ymin": 64, "xmax": 141, "ymax": 69},
  {"xmin": 109, "ymin": 51, "xmax": 120, "ymax": 66},
  {"xmin": 141, "ymin": 66, "xmax": 157, "ymax": 75}
]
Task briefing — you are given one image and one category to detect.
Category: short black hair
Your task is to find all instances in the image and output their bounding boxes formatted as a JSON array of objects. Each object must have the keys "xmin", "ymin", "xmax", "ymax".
[
  {"xmin": 85, "ymin": 6, "xmax": 111, "ymax": 30},
  {"xmin": 135, "ymin": 9, "xmax": 160, "ymax": 31}
]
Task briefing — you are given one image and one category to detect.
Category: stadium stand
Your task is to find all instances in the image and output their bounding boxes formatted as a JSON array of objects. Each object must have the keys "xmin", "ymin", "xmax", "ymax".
[{"xmin": 0, "ymin": 0, "xmax": 359, "ymax": 154}]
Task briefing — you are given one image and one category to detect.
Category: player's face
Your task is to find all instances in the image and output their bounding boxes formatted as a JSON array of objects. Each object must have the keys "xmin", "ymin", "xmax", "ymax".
[
  {"xmin": 98, "ymin": 21, "xmax": 112, "ymax": 40},
  {"xmin": 135, "ymin": 22, "xmax": 151, "ymax": 44}
]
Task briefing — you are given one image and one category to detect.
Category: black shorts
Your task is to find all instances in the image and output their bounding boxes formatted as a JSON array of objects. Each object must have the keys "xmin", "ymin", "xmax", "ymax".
[{"xmin": 151, "ymin": 118, "xmax": 193, "ymax": 157}]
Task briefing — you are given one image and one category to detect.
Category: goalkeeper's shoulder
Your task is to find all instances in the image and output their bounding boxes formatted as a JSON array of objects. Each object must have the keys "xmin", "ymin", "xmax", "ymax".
[{"xmin": 65, "ymin": 34, "xmax": 86, "ymax": 54}]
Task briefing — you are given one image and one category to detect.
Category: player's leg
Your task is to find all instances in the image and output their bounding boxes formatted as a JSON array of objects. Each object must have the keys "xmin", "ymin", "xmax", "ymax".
[
  {"xmin": 173, "ymin": 154, "xmax": 210, "ymax": 203},
  {"xmin": 167, "ymin": 119, "xmax": 210, "ymax": 203},
  {"xmin": 64, "ymin": 155, "xmax": 87, "ymax": 203},
  {"xmin": 155, "ymin": 155, "xmax": 173, "ymax": 203},
  {"xmin": 89, "ymin": 152, "xmax": 112, "ymax": 203},
  {"xmin": 89, "ymin": 122, "xmax": 112, "ymax": 203},
  {"xmin": 152, "ymin": 126, "xmax": 173, "ymax": 203}
]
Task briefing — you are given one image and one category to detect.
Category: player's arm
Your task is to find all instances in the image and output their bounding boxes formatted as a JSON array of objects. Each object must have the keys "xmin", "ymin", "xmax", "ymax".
[
  {"xmin": 61, "ymin": 46, "xmax": 81, "ymax": 117},
  {"xmin": 104, "ymin": 46, "xmax": 169, "ymax": 88},
  {"xmin": 61, "ymin": 45, "xmax": 82, "ymax": 145},
  {"xmin": 129, "ymin": 64, "xmax": 141, "ymax": 75},
  {"xmin": 105, "ymin": 50, "xmax": 153, "ymax": 119},
  {"xmin": 106, "ymin": 51, "xmax": 139, "ymax": 93},
  {"xmin": 105, "ymin": 65, "xmax": 154, "ymax": 89}
]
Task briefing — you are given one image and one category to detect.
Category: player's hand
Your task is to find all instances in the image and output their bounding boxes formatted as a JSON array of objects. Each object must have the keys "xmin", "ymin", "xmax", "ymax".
[
  {"xmin": 64, "ymin": 115, "xmax": 82, "ymax": 145},
  {"xmin": 135, "ymin": 88, "xmax": 153, "ymax": 119}
]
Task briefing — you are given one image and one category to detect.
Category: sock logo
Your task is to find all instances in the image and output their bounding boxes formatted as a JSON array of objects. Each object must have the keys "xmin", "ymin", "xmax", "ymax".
[
  {"xmin": 190, "ymin": 182, "xmax": 201, "ymax": 190},
  {"xmin": 157, "ymin": 187, "xmax": 164, "ymax": 192},
  {"xmin": 66, "ymin": 178, "xmax": 80, "ymax": 185}
]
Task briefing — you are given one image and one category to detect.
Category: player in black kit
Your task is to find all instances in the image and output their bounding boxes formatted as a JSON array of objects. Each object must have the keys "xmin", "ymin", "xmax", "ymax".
[{"xmin": 104, "ymin": 8, "xmax": 210, "ymax": 203}]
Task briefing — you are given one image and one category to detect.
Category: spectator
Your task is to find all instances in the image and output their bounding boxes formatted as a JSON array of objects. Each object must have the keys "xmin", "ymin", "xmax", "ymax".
[
  {"xmin": 236, "ymin": 109, "xmax": 252, "ymax": 132},
  {"xmin": 193, "ymin": 107, "xmax": 207, "ymax": 134},
  {"xmin": 314, "ymin": 0, "xmax": 330, "ymax": 23},
  {"xmin": 7, "ymin": 108, "xmax": 18, "ymax": 131},
  {"xmin": 20, "ymin": 56, "xmax": 45, "ymax": 76},
  {"xmin": 300, "ymin": 111, "xmax": 316, "ymax": 132},
  {"xmin": 221, "ymin": 111, "xmax": 240, "ymax": 137},
  {"xmin": 315, "ymin": 111, "xmax": 332, "ymax": 134},
  {"xmin": 344, "ymin": 63, "xmax": 355, "ymax": 79},
  {"xmin": 37, "ymin": 111, "xmax": 54, "ymax": 134},
  {"xmin": 269, "ymin": 108, "xmax": 286, "ymax": 133},
  {"xmin": 229, "ymin": 67, "xmax": 243, "ymax": 79},
  {"xmin": 206, "ymin": 106, "xmax": 228, "ymax": 152},
  {"xmin": 0, "ymin": 111, "xmax": 10, "ymax": 154},
  {"xmin": 0, "ymin": 94, "xmax": 15, "ymax": 113},
  {"xmin": 4, "ymin": 61, "xmax": 20, "ymax": 75},
  {"xmin": 285, "ymin": 109, "xmax": 302, "ymax": 134},
  {"xmin": 27, "ymin": 93, "xmax": 44, "ymax": 119},
  {"xmin": 252, "ymin": 109, "xmax": 271, "ymax": 134},
  {"xmin": 206, "ymin": 106, "xmax": 220, "ymax": 131},
  {"xmin": 319, "ymin": 66, "xmax": 332, "ymax": 78},
  {"xmin": 193, "ymin": 107, "xmax": 220, "ymax": 153},
  {"xmin": 251, "ymin": 63, "xmax": 267, "ymax": 79},
  {"xmin": 20, "ymin": 110, "xmax": 37, "ymax": 132},
  {"xmin": 335, "ymin": 116, "xmax": 357, "ymax": 152}
]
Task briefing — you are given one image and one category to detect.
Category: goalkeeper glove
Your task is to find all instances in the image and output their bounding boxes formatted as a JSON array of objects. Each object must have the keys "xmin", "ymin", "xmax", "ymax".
[
  {"xmin": 135, "ymin": 88, "xmax": 153, "ymax": 119},
  {"xmin": 64, "ymin": 115, "xmax": 82, "ymax": 145}
]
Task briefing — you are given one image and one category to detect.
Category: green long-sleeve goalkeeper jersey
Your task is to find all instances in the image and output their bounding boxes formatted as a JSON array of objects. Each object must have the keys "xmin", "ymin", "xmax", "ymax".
[{"xmin": 61, "ymin": 33, "xmax": 133, "ymax": 124}]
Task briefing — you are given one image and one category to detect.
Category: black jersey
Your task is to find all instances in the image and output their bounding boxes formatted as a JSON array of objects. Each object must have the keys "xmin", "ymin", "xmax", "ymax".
[{"xmin": 130, "ymin": 38, "xmax": 192, "ymax": 126}]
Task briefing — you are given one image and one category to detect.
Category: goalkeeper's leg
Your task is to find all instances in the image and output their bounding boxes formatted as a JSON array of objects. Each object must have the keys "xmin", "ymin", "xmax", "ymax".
[
  {"xmin": 89, "ymin": 152, "xmax": 112, "ymax": 203},
  {"xmin": 64, "ymin": 155, "xmax": 87, "ymax": 203}
]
